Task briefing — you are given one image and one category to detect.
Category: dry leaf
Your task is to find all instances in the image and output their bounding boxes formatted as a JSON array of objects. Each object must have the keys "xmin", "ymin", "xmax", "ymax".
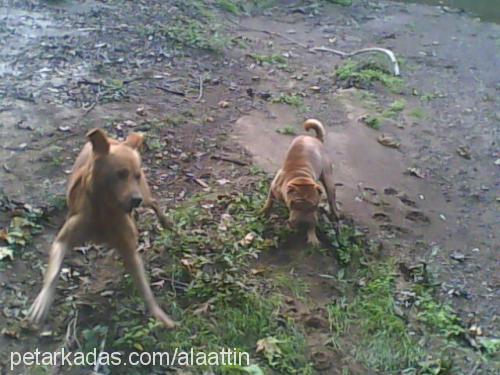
[
  {"xmin": 218, "ymin": 100, "xmax": 230, "ymax": 108},
  {"xmin": 456, "ymin": 145, "xmax": 471, "ymax": 159},
  {"xmin": 377, "ymin": 134, "xmax": 400, "ymax": 148}
]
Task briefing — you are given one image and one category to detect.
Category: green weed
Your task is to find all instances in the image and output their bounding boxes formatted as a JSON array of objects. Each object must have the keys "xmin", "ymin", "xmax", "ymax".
[
  {"xmin": 326, "ymin": 0, "xmax": 353, "ymax": 6},
  {"xmin": 415, "ymin": 292, "xmax": 465, "ymax": 338},
  {"xmin": 383, "ymin": 99, "xmax": 406, "ymax": 118},
  {"xmin": 409, "ymin": 107, "xmax": 426, "ymax": 119},
  {"xmin": 336, "ymin": 60, "xmax": 404, "ymax": 93},
  {"xmin": 0, "ymin": 206, "xmax": 43, "ymax": 262},
  {"xmin": 276, "ymin": 126, "xmax": 297, "ymax": 136},
  {"xmin": 272, "ymin": 93, "xmax": 304, "ymax": 108},
  {"xmin": 327, "ymin": 261, "xmax": 424, "ymax": 372},
  {"xmin": 363, "ymin": 115, "xmax": 382, "ymax": 130},
  {"xmin": 249, "ymin": 53, "xmax": 287, "ymax": 65},
  {"xmin": 101, "ymin": 176, "xmax": 311, "ymax": 373},
  {"xmin": 216, "ymin": 0, "xmax": 242, "ymax": 14},
  {"xmin": 162, "ymin": 15, "xmax": 227, "ymax": 52}
]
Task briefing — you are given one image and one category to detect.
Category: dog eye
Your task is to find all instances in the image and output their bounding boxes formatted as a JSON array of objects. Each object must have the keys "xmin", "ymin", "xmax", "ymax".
[
  {"xmin": 134, "ymin": 173, "xmax": 141, "ymax": 180},
  {"xmin": 117, "ymin": 169, "xmax": 129, "ymax": 179}
]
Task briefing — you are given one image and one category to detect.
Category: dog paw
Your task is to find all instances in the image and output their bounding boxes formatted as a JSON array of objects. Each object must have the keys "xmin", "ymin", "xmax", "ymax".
[
  {"xmin": 151, "ymin": 306, "xmax": 178, "ymax": 329},
  {"xmin": 306, "ymin": 233, "xmax": 321, "ymax": 247},
  {"xmin": 27, "ymin": 289, "xmax": 53, "ymax": 325},
  {"xmin": 259, "ymin": 207, "xmax": 271, "ymax": 217}
]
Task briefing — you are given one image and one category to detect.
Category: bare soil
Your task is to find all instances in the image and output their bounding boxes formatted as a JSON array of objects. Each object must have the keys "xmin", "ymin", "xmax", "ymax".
[{"xmin": 0, "ymin": 0, "xmax": 498, "ymax": 374}]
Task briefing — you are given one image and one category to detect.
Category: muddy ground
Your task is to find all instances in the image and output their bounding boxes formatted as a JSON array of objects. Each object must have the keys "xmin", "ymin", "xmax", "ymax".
[{"xmin": 0, "ymin": 0, "xmax": 498, "ymax": 374}]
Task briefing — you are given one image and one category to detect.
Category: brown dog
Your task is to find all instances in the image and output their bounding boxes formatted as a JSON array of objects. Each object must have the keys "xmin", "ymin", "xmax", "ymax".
[
  {"xmin": 28, "ymin": 129, "xmax": 176, "ymax": 328},
  {"xmin": 261, "ymin": 119, "xmax": 339, "ymax": 245}
]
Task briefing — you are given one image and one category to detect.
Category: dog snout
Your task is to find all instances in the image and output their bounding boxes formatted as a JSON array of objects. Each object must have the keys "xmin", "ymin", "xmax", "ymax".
[{"xmin": 130, "ymin": 195, "xmax": 143, "ymax": 209}]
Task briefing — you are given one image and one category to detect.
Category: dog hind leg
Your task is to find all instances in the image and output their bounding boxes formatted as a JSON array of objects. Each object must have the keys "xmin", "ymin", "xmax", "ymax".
[{"xmin": 320, "ymin": 166, "xmax": 341, "ymax": 235}]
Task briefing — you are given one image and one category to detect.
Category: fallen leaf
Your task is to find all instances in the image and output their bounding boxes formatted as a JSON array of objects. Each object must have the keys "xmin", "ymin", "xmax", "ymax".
[
  {"xmin": 2, "ymin": 328, "xmax": 20, "ymax": 339},
  {"xmin": 193, "ymin": 302, "xmax": 212, "ymax": 316},
  {"xmin": 151, "ymin": 280, "xmax": 165, "ymax": 289},
  {"xmin": 450, "ymin": 251, "xmax": 465, "ymax": 262},
  {"xmin": 456, "ymin": 145, "xmax": 471, "ymax": 159},
  {"xmin": 0, "ymin": 247, "xmax": 14, "ymax": 261},
  {"xmin": 0, "ymin": 229, "xmax": 8, "ymax": 241},
  {"xmin": 136, "ymin": 106, "xmax": 146, "ymax": 116},
  {"xmin": 181, "ymin": 257, "xmax": 196, "ymax": 273},
  {"xmin": 193, "ymin": 178, "xmax": 209, "ymax": 189},
  {"xmin": 256, "ymin": 337, "xmax": 283, "ymax": 364},
  {"xmin": 377, "ymin": 134, "xmax": 400, "ymax": 148},
  {"xmin": 238, "ymin": 364, "xmax": 265, "ymax": 375},
  {"xmin": 250, "ymin": 267, "xmax": 267, "ymax": 276},
  {"xmin": 217, "ymin": 178, "xmax": 231, "ymax": 186},
  {"xmin": 240, "ymin": 232, "xmax": 256, "ymax": 246},
  {"xmin": 406, "ymin": 167, "xmax": 425, "ymax": 179},
  {"xmin": 218, "ymin": 100, "xmax": 230, "ymax": 108}
]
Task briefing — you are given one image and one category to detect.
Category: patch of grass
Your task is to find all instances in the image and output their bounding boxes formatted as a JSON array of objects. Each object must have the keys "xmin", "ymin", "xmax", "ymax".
[
  {"xmin": 335, "ymin": 60, "xmax": 404, "ymax": 93},
  {"xmin": 383, "ymin": 99, "xmax": 406, "ymax": 118},
  {"xmin": 272, "ymin": 93, "xmax": 304, "ymax": 108},
  {"xmin": 46, "ymin": 193, "xmax": 67, "ymax": 211},
  {"xmin": 326, "ymin": 0, "xmax": 352, "ymax": 6},
  {"xmin": 327, "ymin": 260, "xmax": 424, "ymax": 372},
  {"xmin": 145, "ymin": 135, "xmax": 162, "ymax": 152},
  {"xmin": 249, "ymin": 53, "xmax": 287, "ymax": 65},
  {"xmin": 215, "ymin": 0, "xmax": 277, "ymax": 15},
  {"xmin": 0, "ymin": 206, "xmax": 43, "ymax": 262},
  {"xmin": 95, "ymin": 176, "xmax": 312, "ymax": 373},
  {"xmin": 363, "ymin": 115, "xmax": 382, "ymax": 130},
  {"xmin": 414, "ymin": 291, "xmax": 465, "ymax": 338},
  {"xmin": 274, "ymin": 273, "xmax": 310, "ymax": 300},
  {"xmin": 216, "ymin": 0, "xmax": 242, "ymax": 14},
  {"xmin": 276, "ymin": 126, "xmax": 297, "ymax": 136},
  {"xmin": 409, "ymin": 107, "xmax": 426, "ymax": 119},
  {"xmin": 321, "ymin": 223, "xmax": 363, "ymax": 266},
  {"xmin": 162, "ymin": 15, "xmax": 227, "ymax": 52},
  {"xmin": 420, "ymin": 93, "xmax": 437, "ymax": 102}
]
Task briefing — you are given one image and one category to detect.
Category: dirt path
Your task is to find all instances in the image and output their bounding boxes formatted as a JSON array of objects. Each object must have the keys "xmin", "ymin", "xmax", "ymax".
[{"xmin": 0, "ymin": 1, "xmax": 498, "ymax": 374}]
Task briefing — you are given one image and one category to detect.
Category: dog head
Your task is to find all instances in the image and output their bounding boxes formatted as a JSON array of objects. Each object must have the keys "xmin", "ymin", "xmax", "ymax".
[
  {"xmin": 284, "ymin": 177, "xmax": 322, "ymax": 229},
  {"xmin": 87, "ymin": 129, "xmax": 146, "ymax": 213}
]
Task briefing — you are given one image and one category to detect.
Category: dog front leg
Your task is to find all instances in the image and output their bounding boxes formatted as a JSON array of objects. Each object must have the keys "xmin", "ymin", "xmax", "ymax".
[
  {"xmin": 261, "ymin": 170, "xmax": 282, "ymax": 216},
  {"xmin": 28, "ymin": 215, "xmax": 83, "ymax": 324},
  {"xmin": 139, "ymin": 173, "xmax": 173, "ymax": 229},
  {"xmin": 115, "ymin": 235, "xmax": 176, "ymax": 328},
  {"xmin": 144, "ymin": 198, "xmax": 174, "ymax": 230},
  {"xmin": 260, "ymin": 188, "xmax": 275, "ymax": 217},
  {"xmin": 306, "ymin": 226, "xmax": 320, "ymax": 246}
]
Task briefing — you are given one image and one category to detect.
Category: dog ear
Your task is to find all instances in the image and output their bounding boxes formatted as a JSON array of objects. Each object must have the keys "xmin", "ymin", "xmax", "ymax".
[
  {"xmin": 124, "ymin": 133, "xmax": 144, "ymax": 151},
  {"xmin": 286, "ymin": 183, "xmax": 297, "ymax": 193},
  {"xmin": 86, "ymin": 129, "xmax": 110, "ymax": 155}
]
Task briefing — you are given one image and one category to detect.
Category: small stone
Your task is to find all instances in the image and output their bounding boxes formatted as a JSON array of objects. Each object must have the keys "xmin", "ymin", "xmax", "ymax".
[
  {"xmin": 450, "ymin": 251, "xmax": 465, "ymax": 262},
  {"xmin": 218, "ymin": 100, "xmax": 229, "ymax": 108}
]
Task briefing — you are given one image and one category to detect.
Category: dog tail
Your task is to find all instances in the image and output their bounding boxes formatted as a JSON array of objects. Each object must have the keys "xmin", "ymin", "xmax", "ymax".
[{"xmin": 303, "ymin": 119, "xmax": 325, "ymax": 142}]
